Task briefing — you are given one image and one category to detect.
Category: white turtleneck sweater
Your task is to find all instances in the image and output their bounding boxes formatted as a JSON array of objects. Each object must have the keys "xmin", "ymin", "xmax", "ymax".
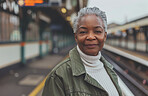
[{"xmin": 77, "ymin": 45, "xmax": 119, "ymax": 96}]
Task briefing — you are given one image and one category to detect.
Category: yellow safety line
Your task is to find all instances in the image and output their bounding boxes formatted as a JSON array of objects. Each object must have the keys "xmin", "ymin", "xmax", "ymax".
[
  {"xmin": 28, "ymin": 55, "xmax": 69, "ymax": 96},
  {"xmin": 28, "ymin": 77, "xmax": 47, "ymax": 96}
]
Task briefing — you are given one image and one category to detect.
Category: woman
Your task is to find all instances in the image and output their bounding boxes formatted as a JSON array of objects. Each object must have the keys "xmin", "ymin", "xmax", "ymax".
[{"xmin": 42, "ymin": 7, "xmax": 122, "ymax": 96}]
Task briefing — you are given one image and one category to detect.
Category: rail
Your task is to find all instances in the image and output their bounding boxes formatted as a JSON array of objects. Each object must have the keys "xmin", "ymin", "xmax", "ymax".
[
  {"xmin": 103, "ymin": 44, "xmax": 148, "ymax": 67},
  {"xmin": 102, "ymin": 50, "xmax": 148, "ymax": 96}
]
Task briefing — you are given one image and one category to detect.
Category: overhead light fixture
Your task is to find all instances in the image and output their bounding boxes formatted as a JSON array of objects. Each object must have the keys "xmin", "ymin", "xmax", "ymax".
[
  {"xmin": 66, "ymin": 16, "xmax": 71, "ymax": 21},
  {"xmin": 17, "ymin": 0, "xmax": 24, "ymax": 6},
  {"xmin": 61, "ymin": 8, "xmax": 67, "ymax": 14}
]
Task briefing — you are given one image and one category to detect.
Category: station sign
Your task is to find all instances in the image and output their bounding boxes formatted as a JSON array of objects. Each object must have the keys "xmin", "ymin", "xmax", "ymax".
[
  {"xmin": 18, "ymin": 0, "xmax": 44, "ymax": 6},
  {"xmin": 17, "ymin": 0, "xmax": 62, "ymax": 7}
]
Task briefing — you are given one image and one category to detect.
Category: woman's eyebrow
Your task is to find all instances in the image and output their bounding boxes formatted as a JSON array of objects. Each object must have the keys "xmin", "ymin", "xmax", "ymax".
[
  {"xmin": 94, "ymin": 26, "xmax": 103, "ymax": 29},
  {"xmin": 79, "ymin": 26, "xmax": 87, "ymax": 29}
]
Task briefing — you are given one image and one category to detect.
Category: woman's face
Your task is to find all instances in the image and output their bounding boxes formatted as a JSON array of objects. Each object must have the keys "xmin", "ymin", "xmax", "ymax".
[{"xmin": 75, "ymin": 14, "xmax": 107, "ymax": 56}]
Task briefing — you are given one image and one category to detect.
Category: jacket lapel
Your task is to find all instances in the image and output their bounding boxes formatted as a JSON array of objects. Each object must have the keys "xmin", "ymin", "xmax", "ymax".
[
  {"xmin": 69, "ymin": 47, "xmax": 107, "ymax": 92},
  {"xmin": 101, "ymin": 56, "xmax": 122, "ymax": 96}
]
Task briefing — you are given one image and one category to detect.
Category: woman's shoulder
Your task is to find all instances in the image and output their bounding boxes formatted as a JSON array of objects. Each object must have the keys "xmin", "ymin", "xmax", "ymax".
[{"xmin": 47, "ymin": 57, "xmax": 72, "ymax": 78}]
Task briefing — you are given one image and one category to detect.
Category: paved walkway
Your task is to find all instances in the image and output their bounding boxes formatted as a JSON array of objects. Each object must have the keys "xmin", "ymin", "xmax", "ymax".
[{"xmin": 0, "ymin": 55, "xmax": 64, "ymax": 96}]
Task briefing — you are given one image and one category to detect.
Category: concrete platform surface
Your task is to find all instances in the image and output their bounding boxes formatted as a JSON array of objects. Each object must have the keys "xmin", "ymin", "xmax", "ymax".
[{"xmin": 0, "ymin": 55, "xmax": 64, "ymax": 96}]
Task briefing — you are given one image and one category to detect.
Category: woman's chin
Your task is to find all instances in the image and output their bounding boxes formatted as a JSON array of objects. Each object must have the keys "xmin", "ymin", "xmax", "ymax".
[{"xmin": 84, "ymin": 50, "xmax": 99, "ymax": 56}]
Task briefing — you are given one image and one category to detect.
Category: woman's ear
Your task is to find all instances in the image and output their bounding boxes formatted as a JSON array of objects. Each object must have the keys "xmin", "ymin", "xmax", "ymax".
[
  {"xmin": 104, "ymin": 32, "xmax": 107, "ymax": 41},
  {"xmin": 74, "ymin": 33, "xmax": 78, "ymax": 42}
]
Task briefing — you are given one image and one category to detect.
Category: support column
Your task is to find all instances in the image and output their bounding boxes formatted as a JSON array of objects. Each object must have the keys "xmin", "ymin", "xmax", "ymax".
[
  {"xmin": 125, "ymin": 29, "xmax": 129, "ymax": 49},
  {"xmin": 144, "ymin": 26, "xmax": 148, "ymax": 52},
  {"xmin": 39, "ymin": 20, "xmax": 47, "ymax": 57},
  {"xmin": 46, "ymin": 39, "xmax": 49, "ymax": 55},
  {"xmin": 19, "ymin": 8, "xmax": 28, "ymax": 65},
  {"xmin": 39, "ymin": 27, "xmax": 43, "ymax": 58},
  {"xmin": 133, "ymin": 28, "xmax": 138, "ymax": 51}
]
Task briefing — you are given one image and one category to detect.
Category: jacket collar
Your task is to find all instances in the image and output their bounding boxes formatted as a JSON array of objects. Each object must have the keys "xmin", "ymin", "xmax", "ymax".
[
  {"xmin": 100, "ymin": 56, "xmax": 113, "ymax": 69},
  {"xmin": 69, "ymin": 47, "xmax": 113, "ymax": 76},
  {"xmin": 69, "ymin": 47, "xmax": 86, "ymax": 76}
]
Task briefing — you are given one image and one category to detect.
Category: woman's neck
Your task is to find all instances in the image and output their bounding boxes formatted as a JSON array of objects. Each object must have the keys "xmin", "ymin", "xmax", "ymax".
[{"xmin": 77, "ymin": 45, "xmax": 102, "ymax": 68}]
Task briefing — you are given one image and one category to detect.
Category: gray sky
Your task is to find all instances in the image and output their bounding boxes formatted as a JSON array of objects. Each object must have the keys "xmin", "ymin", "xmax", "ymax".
[{"xmin": 87, "ymin": 0, "xmax": 148, "ymax": 24}]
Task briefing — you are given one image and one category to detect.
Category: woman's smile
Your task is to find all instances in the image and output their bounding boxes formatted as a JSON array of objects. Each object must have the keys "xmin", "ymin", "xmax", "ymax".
[{"xmin": 84, "ymin": 44, "xmax": 99, "ymax": 48}]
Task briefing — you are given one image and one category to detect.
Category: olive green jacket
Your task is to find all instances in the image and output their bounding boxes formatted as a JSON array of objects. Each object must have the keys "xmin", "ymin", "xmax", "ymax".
[{"xmin": 42, "ymin": 47, "xmax": 122, "ymax": 96}]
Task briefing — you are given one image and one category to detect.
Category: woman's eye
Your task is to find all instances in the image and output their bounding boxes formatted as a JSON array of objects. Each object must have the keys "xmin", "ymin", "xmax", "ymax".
[
  {"xmin": 95, "ymin": 31, "xmax": 102, "ymax": 34},
  {"xmin": 79, "ymin": 31, "xmax": 87, "ymax": 34}
]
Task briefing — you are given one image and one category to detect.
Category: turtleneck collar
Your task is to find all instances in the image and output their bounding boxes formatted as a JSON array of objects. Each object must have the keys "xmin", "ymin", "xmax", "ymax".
[{"xmin": 77, "ymin": 45, "xmax": 103, "ymax": 69}]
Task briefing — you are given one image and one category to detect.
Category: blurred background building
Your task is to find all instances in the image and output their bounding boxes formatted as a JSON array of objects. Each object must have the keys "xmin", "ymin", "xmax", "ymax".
[{"xmin": 0, "ymin": 0, "xmax": 88, "ymax": 68}]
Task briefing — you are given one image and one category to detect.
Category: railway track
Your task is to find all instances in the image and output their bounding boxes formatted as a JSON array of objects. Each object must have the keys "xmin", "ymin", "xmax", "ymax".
[{"xmin": 102, "ymin": 50, "xmax": 148, "ymax": 96}]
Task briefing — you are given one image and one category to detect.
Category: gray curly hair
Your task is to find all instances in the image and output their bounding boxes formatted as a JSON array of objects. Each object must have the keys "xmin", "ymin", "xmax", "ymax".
[{"xmin": 73, "ymin": 7, "xmax": 107, "ymax": 33}]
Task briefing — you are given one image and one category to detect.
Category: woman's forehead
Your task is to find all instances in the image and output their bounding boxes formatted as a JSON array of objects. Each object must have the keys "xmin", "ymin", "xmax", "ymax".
[
  {"xmin": 78, "ymin": 15, "xmax": 104, "ymax": 28},
  {"xmin": 78, "ymin": 25, "xmax": 104, "ymax": 30}
]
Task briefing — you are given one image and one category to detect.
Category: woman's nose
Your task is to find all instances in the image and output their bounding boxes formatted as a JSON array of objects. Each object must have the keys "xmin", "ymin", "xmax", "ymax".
[{"xmin": 86, "ymin": 32, "xmax": 96, "ymax": 40}]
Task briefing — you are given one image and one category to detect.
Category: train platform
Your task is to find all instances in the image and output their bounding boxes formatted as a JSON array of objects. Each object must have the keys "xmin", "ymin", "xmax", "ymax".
[
  {"xmin": 104, "ymin": 44, "xmax": 148, "ymax": 61},
  {"xmin": 0, "ymin": 54, "xmax": 66, "ymax": 96},
  {"xmin": 104, "ymin": 44, "xmax": 148, "ymax": 63}
]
